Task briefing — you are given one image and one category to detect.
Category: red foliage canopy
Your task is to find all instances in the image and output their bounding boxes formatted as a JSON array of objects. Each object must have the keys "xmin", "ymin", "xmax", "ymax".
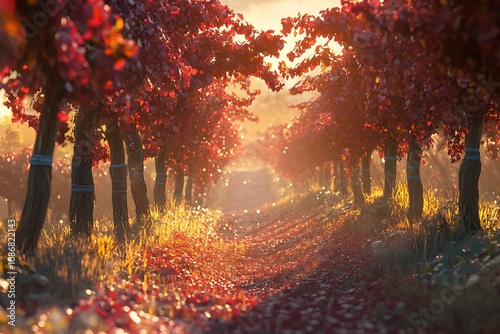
[{"xmin": 1, "ymin": 0, "xmax": 138, "ymax": 129}]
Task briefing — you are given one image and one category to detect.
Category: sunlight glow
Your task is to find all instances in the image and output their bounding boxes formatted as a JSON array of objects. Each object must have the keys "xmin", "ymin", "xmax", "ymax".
[{"xmin": 0, "ymin": 92, "xmax": 11, "ymax": 118}]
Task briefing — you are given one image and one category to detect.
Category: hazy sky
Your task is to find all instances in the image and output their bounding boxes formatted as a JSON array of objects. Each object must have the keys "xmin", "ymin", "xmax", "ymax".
[
  {"xmin": 220, "ymin": 0, "xmax": 344, "ymax": 86},
  {"xmin": 217, "ymin": 1, "xmax": 344, "ymax": 138},
  {"xmin": 220, "ymin": 0, "xmax": 339, "ymax": 31}
]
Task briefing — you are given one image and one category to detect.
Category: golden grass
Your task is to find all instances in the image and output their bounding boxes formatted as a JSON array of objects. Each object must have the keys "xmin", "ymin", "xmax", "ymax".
[
  {"xmin": 330, "ymin": 180, "xmax": 500, "ymax": 331},
  {"xmin": 349, "ymin": 181, "xmax": 500, "ymax": 277},
  {"xmin": 0, "ymin": 203, "xmax": 223, "ymax": 306},
  {"xmin": 479, "ymin": 200, "xmax": 500, "ymax": 233},
  {"xmin": 381, "ymin": 187, "xmax": 500, "ymax": 331}
]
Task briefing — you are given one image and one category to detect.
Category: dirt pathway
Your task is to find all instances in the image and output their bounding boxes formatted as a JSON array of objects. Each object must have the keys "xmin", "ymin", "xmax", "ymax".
[
  {"xmin": 205, "ymin": 166, "xmax": 279, "ymax": 214},
  {"xmin": 200, "ymin": 166, "xmax": 426, "ymax": 333}
]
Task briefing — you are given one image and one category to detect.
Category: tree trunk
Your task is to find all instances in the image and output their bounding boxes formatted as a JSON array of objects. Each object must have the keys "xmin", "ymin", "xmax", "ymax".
[
  {"xmin": 361, "ymin": 152, "xmax": 372, "ymax": 195},
  {"xmin": 154, "ymin": 145, "xmax": 168, "ymax": 210},
  {"xmin": 407, "ymin": 138, "xmax": 423, "ymax": 220},
  {"xmin": 334, "ymin": 160, "xmax": 348, "ymax": 199},
  {"xmin": 318, "ymin": 166, "xmax": 325, "ymax": 189},
  {"xmin": 122, "ymin": 124, "xmax": 149, "ymax": 223},
  {"xmin": 185, "ymin": 174, "xmax": 193, "ymax": 206},
  {"xmin": 69, "ymin": 105, "xmax": 98, "ymax": 237},
  {"xmin": 318, "ymin": 163, "xmax": 332, "ymax": 190},
  {"xmin": 351, "ymin": 164, "xmax": 365, "ymax": 205},
  {"xmin": 106, "ymin": 121, "xmax": 129, "ymax": 242},
  {"xmin": 333, "ymin": 161, "xmax": 341, "ymax": 194},
  {"xmin": 459, "ymin": 119, "xmax": 483, "ymax": 232},
  {"xmin": 324, "ymin": 162, "xmax": 333, "ymax": 190},
  {"xmin": 383, "ymin": 139, "xmax": 398, "ymax": 199},
  {"xmin": 173, "ymin": 170, "xmax": 184, "ymax": 205},
  {"xmin": 16, "ymin": 80, "xmax": 64, "ymax": 256}
]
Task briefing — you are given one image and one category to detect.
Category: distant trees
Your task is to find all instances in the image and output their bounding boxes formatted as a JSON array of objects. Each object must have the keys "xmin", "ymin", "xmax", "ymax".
[{"xmin": 262, "ymin": 0, "xmax": 500, "ymax": 230}]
